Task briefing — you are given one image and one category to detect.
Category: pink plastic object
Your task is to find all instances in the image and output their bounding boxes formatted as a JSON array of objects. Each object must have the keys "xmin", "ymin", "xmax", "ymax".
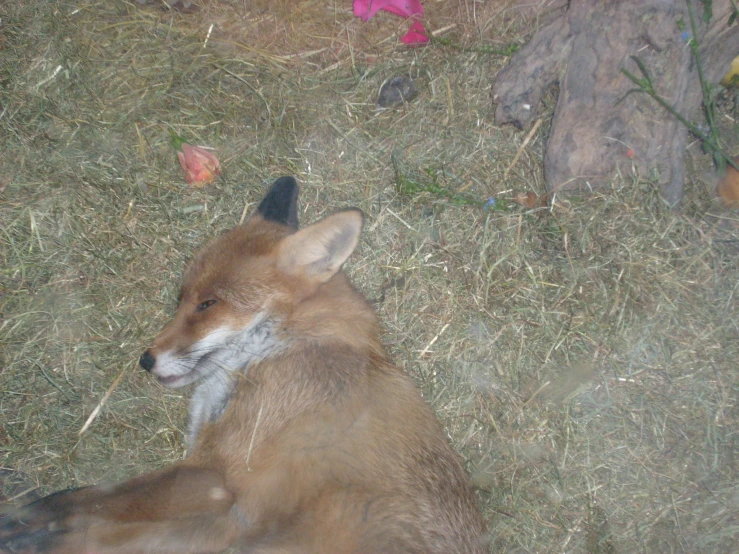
[
  {"xmin": 353, "ymin": 0, "xmax": 423, "ymax": 22},
  {"xmin": 400, "ymin": 20, "xmax": 429, "ymax": 46}
]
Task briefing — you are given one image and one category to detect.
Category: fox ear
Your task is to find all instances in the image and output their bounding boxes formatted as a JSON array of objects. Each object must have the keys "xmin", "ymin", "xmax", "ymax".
[
  {"xmin": 278, "ymin": 209, "xmax": 364, "ymax": 284},
  {"xmin": 257, "ymin": 176, "xmax": 299, "ymax": 229}
]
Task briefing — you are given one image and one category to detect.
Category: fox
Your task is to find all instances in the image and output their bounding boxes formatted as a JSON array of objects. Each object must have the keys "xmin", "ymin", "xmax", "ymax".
[{"xmin": 0, "ymin": 177, "xmax": 487, "ymax": 554}]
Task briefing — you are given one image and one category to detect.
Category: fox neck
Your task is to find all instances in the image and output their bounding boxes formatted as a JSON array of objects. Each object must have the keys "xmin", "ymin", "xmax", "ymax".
[
  {"xmin": 286, "ymin": 273, "xmax": 383, "ymax": 355},
  {"xmin": 187, "ymin": 313, "xmax": 282, "ymax": 448},
  {"xmin": 186, "ymin": 274, "xmax": 383, "ymax": 449}
]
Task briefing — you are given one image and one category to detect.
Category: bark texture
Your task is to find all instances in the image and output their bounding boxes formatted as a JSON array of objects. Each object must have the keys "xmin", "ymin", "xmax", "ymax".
[{"xmin": 492, "ymin": 0, "xmax": 739, "ymax": 205}]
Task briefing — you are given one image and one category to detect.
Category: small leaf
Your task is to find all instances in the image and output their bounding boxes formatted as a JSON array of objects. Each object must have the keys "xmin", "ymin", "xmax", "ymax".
[
  {"xmin": 512, "ymin": 191, "xmax": 544, "ymax": 209},
  {"xmin": 169, "ymin": 130, "xmax": 187, "ymax": 152}
]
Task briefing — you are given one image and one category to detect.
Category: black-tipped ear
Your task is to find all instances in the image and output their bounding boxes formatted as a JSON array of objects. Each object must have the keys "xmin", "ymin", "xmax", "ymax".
[{"xmin": 257, "ymin": 177, "xmax": 299, "ymax": 229}]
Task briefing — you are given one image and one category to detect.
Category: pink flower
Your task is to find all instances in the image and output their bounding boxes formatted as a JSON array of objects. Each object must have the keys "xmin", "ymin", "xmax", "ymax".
[
  {"xmin": 353, "ymin": 0, "xmax": 423, "ymax": 22},
  {"xmin": 400, "ymin": 21, "xmax": 429, "ymax": 46},
  {"xmin": 171, "ymin": 133, "xmax": 220, "ymax": 186}
]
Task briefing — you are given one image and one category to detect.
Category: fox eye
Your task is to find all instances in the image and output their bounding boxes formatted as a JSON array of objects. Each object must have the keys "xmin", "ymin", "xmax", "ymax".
[{"xmin": 195, "ymin": 299, "xmax": 217, "ymax": 312}]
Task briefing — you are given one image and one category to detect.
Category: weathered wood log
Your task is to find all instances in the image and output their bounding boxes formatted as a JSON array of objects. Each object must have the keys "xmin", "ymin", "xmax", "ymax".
[{"xmin": 492, "ymin": 0, "xmax": 739, "ymax": 205}]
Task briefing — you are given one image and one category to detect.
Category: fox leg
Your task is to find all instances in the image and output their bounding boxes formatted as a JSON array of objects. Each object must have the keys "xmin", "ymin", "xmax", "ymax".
[
  {"xmin": 0, "ymin": 515, "xmax": 242, "ymax": 554},
  {"xmin": 0, "ymin": 465, "xmax": 235, "ymax": 553}
]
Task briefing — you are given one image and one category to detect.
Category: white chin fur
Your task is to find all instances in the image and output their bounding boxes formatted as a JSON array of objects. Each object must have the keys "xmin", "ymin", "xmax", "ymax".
[
  {"xmin": 151, "ymin": 328, "xmax": 240, "ymax": 387},
  {"xmin": 149, "ymin": 312, "xmax": 283, "ymax": 448},
  {"xmin": 152, "ymin": 351, "xmax": 202, "ymax": 388}
]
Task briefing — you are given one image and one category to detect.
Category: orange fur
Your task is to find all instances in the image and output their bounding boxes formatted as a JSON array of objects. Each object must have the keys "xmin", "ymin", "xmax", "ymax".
[{"xmin": 0, "ymin": 180, "xmax": 486, "ymax": 554}]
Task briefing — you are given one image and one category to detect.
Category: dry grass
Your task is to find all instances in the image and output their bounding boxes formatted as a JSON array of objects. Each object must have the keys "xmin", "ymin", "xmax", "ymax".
[{"xmin": 2, "ymin": 1, "xmax": 739, "ymax": 552}]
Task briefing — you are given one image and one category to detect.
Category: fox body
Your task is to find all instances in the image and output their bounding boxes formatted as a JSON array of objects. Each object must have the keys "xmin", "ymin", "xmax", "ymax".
[{"xmin": 0, "ymin": 178, "xmax": 487, "ymax": 553}]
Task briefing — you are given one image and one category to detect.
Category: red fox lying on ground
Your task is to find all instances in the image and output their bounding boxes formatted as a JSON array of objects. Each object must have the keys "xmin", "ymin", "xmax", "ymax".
[{"xmin": 0, "ymin": 177, "xmax": 487, "ymax": 553}]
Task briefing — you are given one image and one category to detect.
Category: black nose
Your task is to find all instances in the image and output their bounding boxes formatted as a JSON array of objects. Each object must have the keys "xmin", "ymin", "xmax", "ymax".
[{"xmin": 139, "ymin": 351, "xmax": 156, "ymax": 372}]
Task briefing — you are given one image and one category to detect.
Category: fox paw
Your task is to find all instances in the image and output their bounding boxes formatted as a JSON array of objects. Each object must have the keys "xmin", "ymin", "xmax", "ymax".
[{"xmin": 0, "ymin": 491, "xmax": 84, "ymax": 553}]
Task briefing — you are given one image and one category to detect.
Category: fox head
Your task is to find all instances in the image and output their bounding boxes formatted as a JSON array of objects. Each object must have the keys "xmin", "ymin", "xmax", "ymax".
[{"xmin": 139, "ymin": 177, "xmax": 364, "ymax": 389}]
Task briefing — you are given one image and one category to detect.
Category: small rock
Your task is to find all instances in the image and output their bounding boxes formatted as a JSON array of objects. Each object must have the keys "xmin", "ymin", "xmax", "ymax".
[{"xmin": 377, "ymin": 76, "xmax": 418, "ymax": 108}]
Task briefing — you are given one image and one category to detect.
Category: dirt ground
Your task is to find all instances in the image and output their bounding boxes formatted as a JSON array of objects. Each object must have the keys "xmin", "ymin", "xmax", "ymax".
[{"xmin": 1, "ymin": 1, "xmax": 739, "ymax": 552}]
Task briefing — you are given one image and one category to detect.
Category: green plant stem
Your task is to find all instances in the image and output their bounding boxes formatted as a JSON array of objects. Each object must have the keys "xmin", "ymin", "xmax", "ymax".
[
  {"xmin": 621, "ymin": 68, "xmax": 739, "ymax": 172},
  {"xmin": 431, "ymin": 36, "xmax": 519, "ymax": 57},
  {"xmin": 686, "ymin": 0, "xmax": 720, "ymax": 148}
]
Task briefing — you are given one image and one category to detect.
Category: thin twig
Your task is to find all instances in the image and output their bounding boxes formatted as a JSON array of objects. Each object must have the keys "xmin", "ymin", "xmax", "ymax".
[
  {"xmin": 79, "ymin": 367, "xmax": 127, "ymax": 435},
  {"xmin": 505, "ymin": 118, "xmax": 543, "ymax": 177}
]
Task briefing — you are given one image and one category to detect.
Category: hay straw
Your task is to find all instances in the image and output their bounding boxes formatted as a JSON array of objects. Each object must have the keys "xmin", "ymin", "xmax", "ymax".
[
  {"xmin": 78, "ymin": 366, "xmax": 128, "ymax": 436},
  {"xmin": 505, "ymin": 118, "xmax": 542, "ymax": 177},
  {"xmin": 1, "ymin": 1, "xmax": 738, "ymax": 551}
]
